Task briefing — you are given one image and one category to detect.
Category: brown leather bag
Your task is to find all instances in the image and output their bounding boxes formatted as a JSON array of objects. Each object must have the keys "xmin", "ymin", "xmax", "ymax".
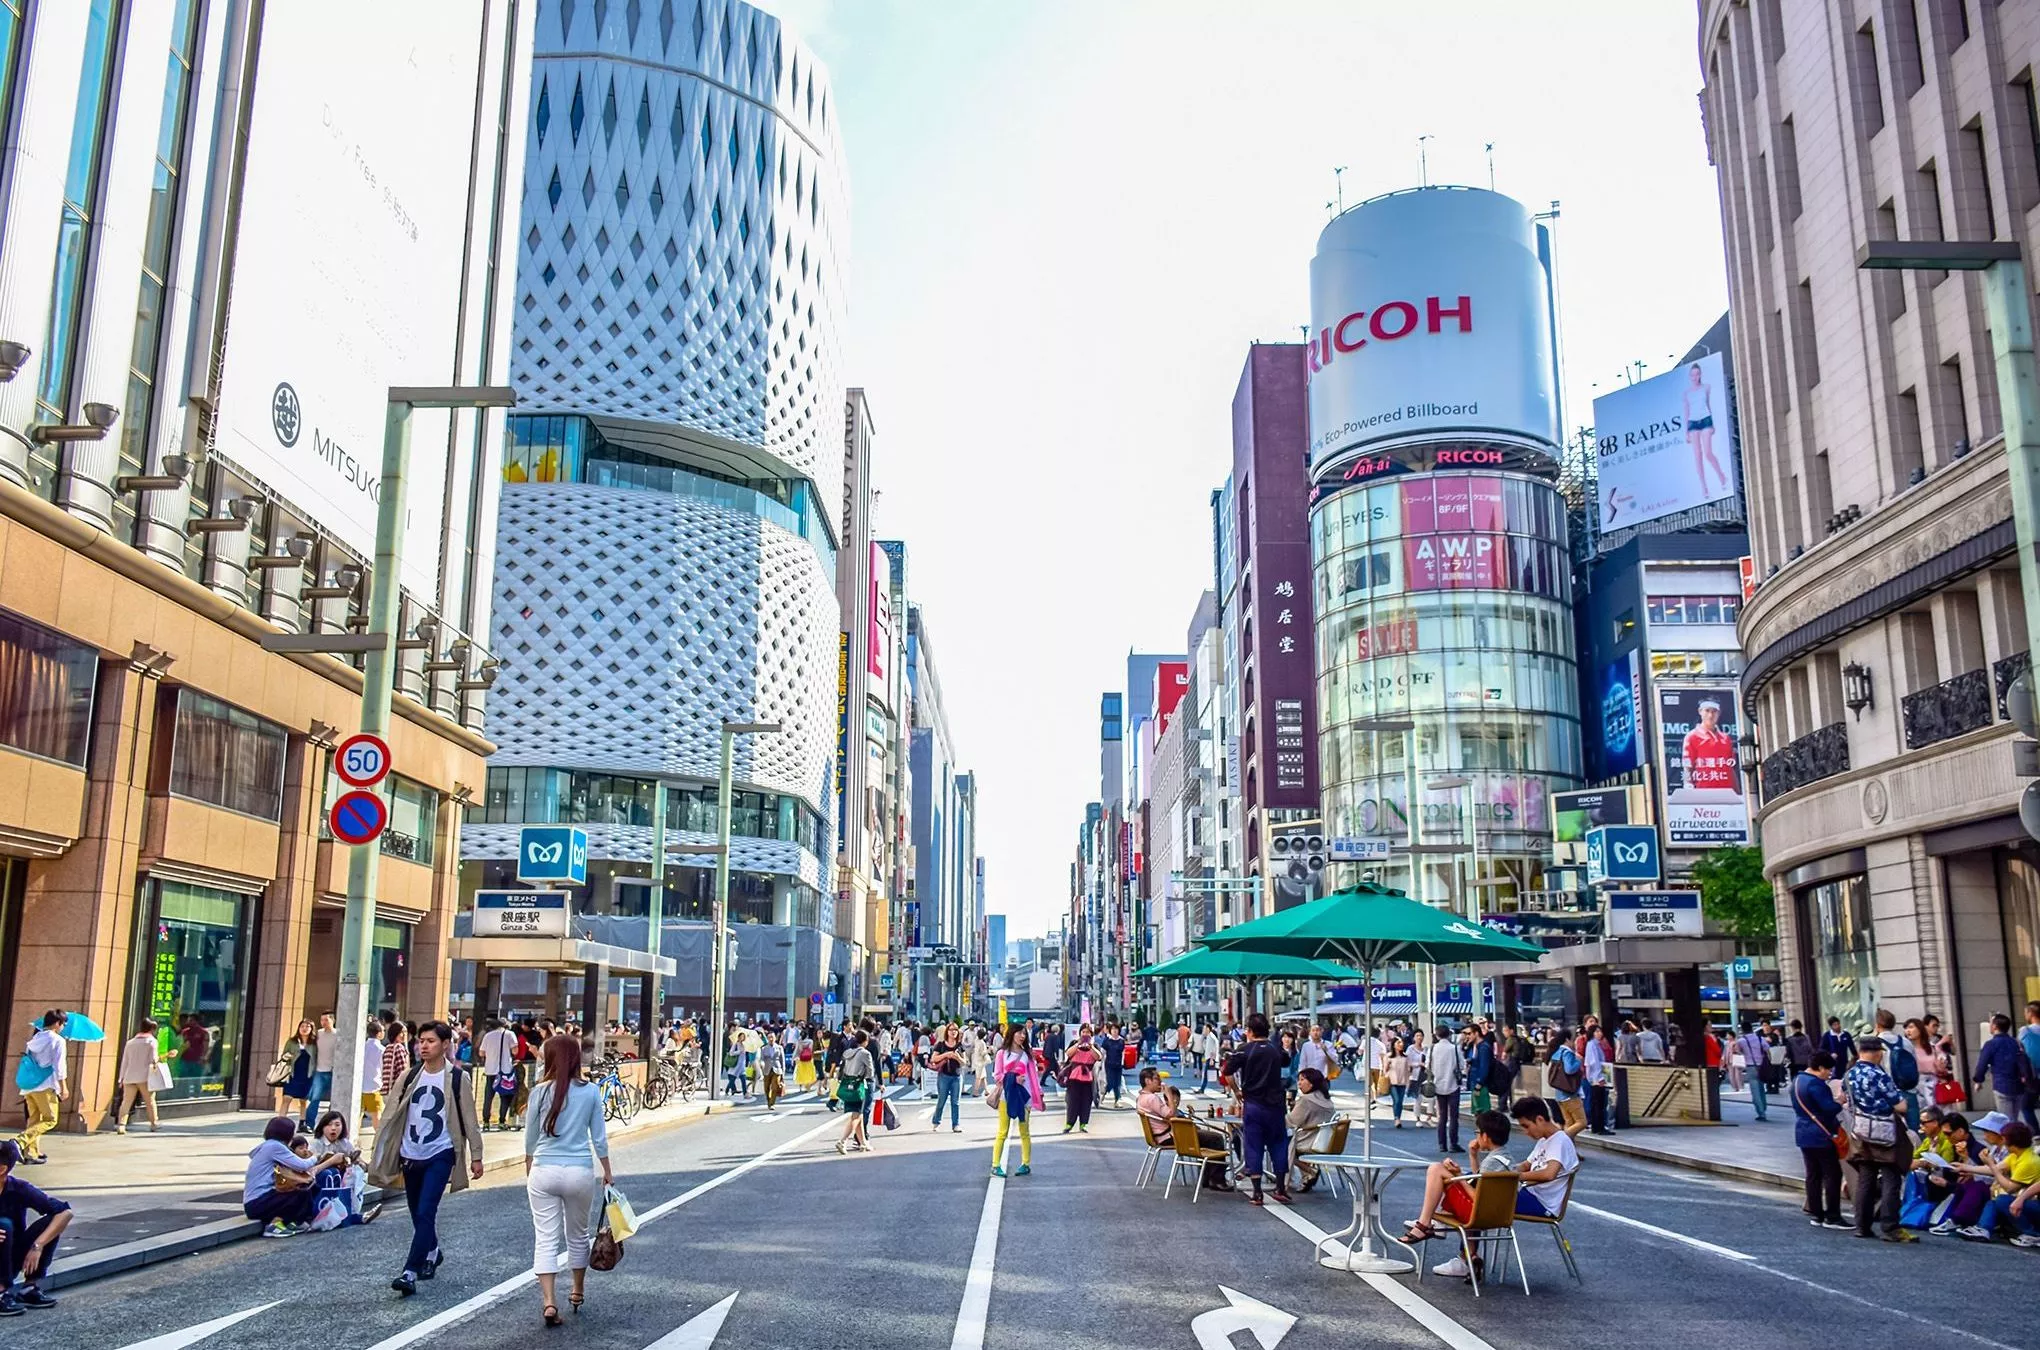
[{"xmin": 590, "ymin": 1221, "xmax": 623, "ymax": 1271}]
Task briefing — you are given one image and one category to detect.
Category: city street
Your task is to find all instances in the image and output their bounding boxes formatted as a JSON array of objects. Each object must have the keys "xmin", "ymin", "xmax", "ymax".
[{"xmin": 49, "ymin": 1086, "xmax": 2037, "ymax": 1350}]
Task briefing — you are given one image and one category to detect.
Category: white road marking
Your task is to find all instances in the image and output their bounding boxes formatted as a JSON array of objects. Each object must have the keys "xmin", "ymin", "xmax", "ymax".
[
  {"xmin": 1191, "ymin": 1285, "xmax": 1295, "ymax": 1349},
  {"xmin": 948, "ymin": 1136, "xmax": 1012, "ymax": 1350},
  {"xmin": 750, "ymin": 1107, "xmax": 812, "ymax": 1122},
  {"xmin": 1568, "ymin": 1201, "xmax": 1755, "ymax": 1260},
  {"xmin": 362, "ymin": 1111, "xmax": 855, "ymax": 1350},
  {"xmin": 640, "ymin": 1292, "xmax": 738, "ymax": 1348},
  {"xmin": 117, "ymin": 1301, "xmax": 283, "ymax": 1350},
  {"xmin": 1258, "ymin": 1193, "xmax": 1498, "ymax": 1350}
]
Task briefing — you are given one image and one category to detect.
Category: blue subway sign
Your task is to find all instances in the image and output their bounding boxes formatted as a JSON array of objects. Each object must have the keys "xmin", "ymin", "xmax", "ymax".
[
  {"xmin": 1586, "ymin": 824, "xmax": 1659, "ymax": 886},
  {"xmin": 517, "ymin": 825, "xmax": 588, "ymax": 885}
]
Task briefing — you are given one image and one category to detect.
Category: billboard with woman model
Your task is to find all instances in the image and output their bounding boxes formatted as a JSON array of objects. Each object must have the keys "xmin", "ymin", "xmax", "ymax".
[{"xmin": 1592, "ymin": 351, "xmax": 1738, "ymax": 532}]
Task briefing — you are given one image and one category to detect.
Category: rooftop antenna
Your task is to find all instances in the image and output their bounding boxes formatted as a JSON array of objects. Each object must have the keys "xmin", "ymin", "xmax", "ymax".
[
  {"xmin": 1418, "ymin": 135, "xmax": 1435, "ymax": 186},
  {"xmin": 1484, "ymin": 142, "xmax": 1495, "ymax": 191},
  {"xmin": 1326, "ymin": 199, "xmax": 1337, "ymax": 222},
  {"xmin": 1334, "ymin": 164, "xmax": 1348, "ymax": 213}
]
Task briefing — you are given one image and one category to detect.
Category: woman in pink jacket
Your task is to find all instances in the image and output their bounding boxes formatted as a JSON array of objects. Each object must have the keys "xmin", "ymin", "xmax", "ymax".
[{"xmin": 988, "ymin": 1026, "xmax": 1044, "ymax": 1177}]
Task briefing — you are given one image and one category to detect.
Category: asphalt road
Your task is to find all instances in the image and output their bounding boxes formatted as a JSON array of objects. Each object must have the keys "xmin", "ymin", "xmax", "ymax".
[{"xmin": 44, "ymin": 1084, "xmax": 2040, "ymax": 1350}]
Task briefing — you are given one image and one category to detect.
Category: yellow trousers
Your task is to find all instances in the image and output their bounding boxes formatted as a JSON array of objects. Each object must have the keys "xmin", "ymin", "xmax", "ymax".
[
  {"xmin": 17, "ymin": 1088, "xmax": 59, "ymax": 1157},
  {"xmin": 992, "ymin": 1099, "xmax": 1031, "ymax": 1168}
]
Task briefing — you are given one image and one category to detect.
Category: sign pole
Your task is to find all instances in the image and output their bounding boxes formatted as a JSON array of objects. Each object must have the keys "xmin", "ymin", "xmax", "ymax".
[
  {"xmin": 710, "ymin": 728, "xmax": 734, "ymax": 1101},
  {"xmin": 642, "ymin": 779, "xmax": 666, "ymax": 1060},
  {"xmin": 330, "ymin": 399, "xmax": 412, "ymax": 1139}
]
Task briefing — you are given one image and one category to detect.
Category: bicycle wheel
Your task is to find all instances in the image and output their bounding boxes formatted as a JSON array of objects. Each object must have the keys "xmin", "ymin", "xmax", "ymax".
[
  {"xmin": 601, "ymin": 1083, "xmax": 622, "ymax": 1121},
  {"xmin": 620, "ymin": 1083, "xmax": 642, "ymax": 1122},
  {"xmin": 643, "ymin": 1073, "xmax": 670, "ymax": 1111}
]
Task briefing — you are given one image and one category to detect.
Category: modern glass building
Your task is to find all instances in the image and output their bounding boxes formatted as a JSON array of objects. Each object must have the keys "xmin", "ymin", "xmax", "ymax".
[{"xmin": 462, "ymin": 0, "xmax": 851, "ymax": 1018}]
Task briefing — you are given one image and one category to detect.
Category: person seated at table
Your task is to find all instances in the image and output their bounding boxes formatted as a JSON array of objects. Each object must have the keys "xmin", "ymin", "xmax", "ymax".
[
  {"xmin": 1506, "ymin": 1097, "xmax": 1579, "ymax": 1218},
  {"xmin": 1401, "ymin": 1109, "xmax": 1513, "ymax": 1244},
  {"xmin": 1162, "ymin": 1086, "xmax": 1235, "ymax": 1191},
  {"xmin": 1287, "ymin": 1069, "xmax": 1338, "ymax": 1193},
  {"xmin": 1135, "ymin": 1067, "xmax": 1170, "ymax": 1123}
]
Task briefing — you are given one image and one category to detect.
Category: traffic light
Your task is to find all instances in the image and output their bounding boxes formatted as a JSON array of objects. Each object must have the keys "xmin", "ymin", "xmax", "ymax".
[{"xmin": 1269, "ymin": 824, "xmax": 1327, "ymax": 883}]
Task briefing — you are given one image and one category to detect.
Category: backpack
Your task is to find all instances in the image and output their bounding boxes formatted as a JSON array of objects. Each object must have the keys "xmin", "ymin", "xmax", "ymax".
[
  {"xmin": 1487, "ymin": 1050, "xmax": 1517, "ymax": 1092},
  {"xmin": 1888, "ymin": 1039, "xmax": 1919, "ymax": 1091}
]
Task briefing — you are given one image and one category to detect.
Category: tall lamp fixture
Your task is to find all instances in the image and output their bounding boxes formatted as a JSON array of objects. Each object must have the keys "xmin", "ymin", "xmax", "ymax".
[{"xmin": 1841, "ymin": 661, "xmax": 1874, "ymax": 719}]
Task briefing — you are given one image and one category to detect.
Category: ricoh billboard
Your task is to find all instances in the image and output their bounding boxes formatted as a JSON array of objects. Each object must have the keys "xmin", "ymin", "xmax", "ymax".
[
  {"xmin": 1307, "ymin": 187, "xmax": 1561, "ymax": 470},
  {"xmin": 210, "ymin": 5, "xmax": 507, "ymax": 601}
]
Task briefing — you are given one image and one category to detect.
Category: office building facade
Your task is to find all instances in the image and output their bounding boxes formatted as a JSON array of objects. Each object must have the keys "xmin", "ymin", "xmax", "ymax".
[
  {"xmin": 1702, "ymin": 0, "xmax": 2040, "ymax": 1048},
  {"xmin": 0, "ymin": 1, "xmax": 530, "ymax": 1123}
]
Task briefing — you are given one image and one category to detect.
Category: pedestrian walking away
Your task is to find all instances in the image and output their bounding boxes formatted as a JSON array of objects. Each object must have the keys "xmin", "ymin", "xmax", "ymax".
[
  {"xmin": 0, "ymin": 1139, "xmax": 70, "ymax": 1314},
  {"xmin": 370, "ymin": 1020, "xmax": 485, "ymax": 1295},
  {"xmin": 927, "ymin": 1025, "xmax": 965, "ymax": 1131},
  {"xmin": 479, "ymin": 1018, "xmax": 521, "ymax": 1131},
  {"xmin": 835, "ymin": 1031, "xmax": 876, "ymax": 1153},
  {"xmin": 12, "ymin": 1011, "xmax": 66, "ymax": 1164},
  {"xmin": 1098, "ymin": 1022, "xmax": 1126, "ymax": 1107},
  {"xmin": 523, "ymin": 1033, "xmax": 612, "ymax": 1326},
  {"xmin": 115, "ymin": 1018, "xmax": 165, "ymax": 1134},
  {"xmin": 989, "ymin": 1026, "xmax": 1043, "ymax": 1176},
  {"xmin": 1061, "ymin": 1025, "xmax": 1102, "ymax": 1132},
  {"xmin": 1223, "ymin": 1013, "xmax": 1292, "ymax": 1206}
]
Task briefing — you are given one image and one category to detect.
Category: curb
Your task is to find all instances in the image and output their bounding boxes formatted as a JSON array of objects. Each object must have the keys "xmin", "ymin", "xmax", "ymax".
[
  {"xmin": 1574, "ymin": 1130, "xmax": 1800, "ymax": 1192},
  {"xmin": 46, "ymin": 1098, "xmax": 735, "ymax": 1292}
]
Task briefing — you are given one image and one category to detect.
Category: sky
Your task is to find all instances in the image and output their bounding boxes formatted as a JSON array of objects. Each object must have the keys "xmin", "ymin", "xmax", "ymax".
[{"xmin": 760, "ymin": 1, "xmax": 1730, "ymax": 939}]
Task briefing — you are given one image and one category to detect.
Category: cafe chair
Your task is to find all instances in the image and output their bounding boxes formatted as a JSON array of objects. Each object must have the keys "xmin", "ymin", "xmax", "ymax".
[
  {"xmin": 1509, "ymin": 1167, "xmax": 1582, "ymax": 1283},
  {"xmin": 1164, "ymin": 1117, "xmax": 1229, "ymax": 1202},
  {"xmin": 1292, "ymin": 1117, "xmax": 1352, "ymax": 1197},
  {"xmin": 1420, "ymin": 1173, "xmax": 1530, "ymax": 1298},
  {"xmin": 1135, "ymin": 1112, "xmax": 1175, "ymax": 1188}
]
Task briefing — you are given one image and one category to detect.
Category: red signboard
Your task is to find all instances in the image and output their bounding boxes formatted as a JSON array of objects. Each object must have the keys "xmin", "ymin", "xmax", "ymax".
[{"xmin": 1152, "ymin": 661, "xmax": 1189, "ymax": 736}]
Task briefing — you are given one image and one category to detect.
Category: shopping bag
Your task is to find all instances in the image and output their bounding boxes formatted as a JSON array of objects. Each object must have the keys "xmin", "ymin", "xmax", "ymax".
[
  {"xmin": 880, "ymin": 1099, "xmax": 900, "ymax": 1131},
  {"xmin": 602, "ymin": 1184, "xmax": 640, "ymax": 1242},
  {"xmin": 149, "ymin": 1061, "xmax": 173, "ymax": 1092},
  {"xmin": 1898, "ymin": 1173, "xmax": 1947, "ymax": 1230}
]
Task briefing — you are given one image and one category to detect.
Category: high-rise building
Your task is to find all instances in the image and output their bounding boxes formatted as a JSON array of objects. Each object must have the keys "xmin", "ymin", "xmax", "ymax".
[
  {"xmin": 1307, "ymin": 188, "xmax": 1582, "ymax": 920},
  {"xmin": 987, "ymin": 913, "xmax": 1007, "ymax": 972},
  {"xmin": 0, "ymin": 1, "xmax": 530, "ymax": 1125},
  {"xmin": 905, "ymin": 602, "xmax": 980, "ymax": 1014},
  {"xmin": 464, "ymin": 0, "xmax": 849, "ymax": 1019},
  {"xmin": 1700, "ymin": 0, "xmax": 2040, "ymax": 1038}
]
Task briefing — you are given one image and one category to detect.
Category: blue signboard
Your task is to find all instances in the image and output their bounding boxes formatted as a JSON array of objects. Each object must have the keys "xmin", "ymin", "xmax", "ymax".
[
  {"xmin": 1598, "ymin": 652, "xmax": 1644, "ymax": 776},
  {"xmin": 1605, "ymin": 889, "xmax": 1702, "ymax": 936},
  {"xmin": 517, "ymin": 825, "xmax": 588, "ymax": 885},
  {"xmin": 1730, "ymin": 956, "xmax": 1755, "ymax": 979},
  {"xmin": 1586, "ymin": 824, "xmax": 1660, "ymax": 885}
]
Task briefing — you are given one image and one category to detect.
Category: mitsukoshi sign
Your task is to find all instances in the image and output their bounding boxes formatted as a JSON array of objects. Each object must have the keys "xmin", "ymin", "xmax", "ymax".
[{"xmin": 1307, "ymin": 187, "xmax": 1561, "ymax": 469}]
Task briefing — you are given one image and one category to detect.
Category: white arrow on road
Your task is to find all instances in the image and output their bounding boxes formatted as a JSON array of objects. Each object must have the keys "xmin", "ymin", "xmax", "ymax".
[
  {"xmin": 641, "ymin": 1292, "xmax": 738, "ymax": 1349},
  {"xmin": 1190, "ymin": 1286, "xmax": 1295, "ymax": 1350},
  {"xmin": 117, "ymin": 1302, "xmax": 283, "ymax": 1350}
]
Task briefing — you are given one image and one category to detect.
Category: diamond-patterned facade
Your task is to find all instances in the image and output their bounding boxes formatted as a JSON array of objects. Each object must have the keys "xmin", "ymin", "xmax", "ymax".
[{"xmin": 513, "ymin": 0, "xmax": 847, "ymax": 483}]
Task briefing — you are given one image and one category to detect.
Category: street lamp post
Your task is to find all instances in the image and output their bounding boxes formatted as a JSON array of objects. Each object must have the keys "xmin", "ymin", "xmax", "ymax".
[
  {"xmin": 1858, "ymin": 241, "xmax": 2040, "ymax": 646},
  {"xmin": 708, "ymin": 720, "xmax": 779, "ymax": 1101},
  {"xmin": 328, "ymin": 385, "xmax": 513, "ymax": 1139}
]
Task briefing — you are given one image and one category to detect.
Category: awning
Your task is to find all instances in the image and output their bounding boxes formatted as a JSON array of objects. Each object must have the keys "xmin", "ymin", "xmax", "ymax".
[{"xmin": 446, "ymin": 935, "xmax": 677, "ymax": 977}]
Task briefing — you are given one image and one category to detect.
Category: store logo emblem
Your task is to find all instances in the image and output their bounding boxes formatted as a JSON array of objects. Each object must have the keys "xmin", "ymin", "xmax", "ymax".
[{"xmin": 271, "ymin": 382, "xmax": 302, "ymax": 447}]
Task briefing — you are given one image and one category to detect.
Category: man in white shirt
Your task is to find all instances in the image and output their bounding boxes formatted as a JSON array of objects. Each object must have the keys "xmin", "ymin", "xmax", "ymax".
[
  {"xmin": 360, "ymin": 1019, "xmax": 387, "ymax": 1131},
  {"xmin": 302, "ymin": 1012, "xmax": 339, "ymax": 1129},
  {"xmin": 13, "ymin": 1011, "xmax": 67, "ymax": 1163},
  {"xmin": 1428, "ymin": 1024, "xmax": 1467, "ymax": 1154},
  {"xmin": 1298, "ymin": 1025, "xmax": 1338, "ymax": 1080},
  {"xmin": 1506, "ymin": 1097, "xmax": 1579, "ymax": 1217},
  {"xmin": 478, "ymin": 1019, "xmax": 520, "ymax": 1130}
]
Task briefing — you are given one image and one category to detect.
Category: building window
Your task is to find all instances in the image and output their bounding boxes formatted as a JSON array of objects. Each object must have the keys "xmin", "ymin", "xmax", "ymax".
[
  {"xmin": 35, "ymin": 0, "xmax": 124, "ymax": 472},
  {"xmin": 322, "ymin": 770, "xmax": 439, "ymax": 866},
  {"xmin": 133, "ymin": 880, "xmax": 254, "ymax": 1105},
  {"xmin": 114, "ymin": 0, "xmax": 204, "ymax": 543},
  {"xmin": 1799, "ymin": 874, "xmax": 1878, "ymax": 1034},
  {"xmin": 0, "ymin": 610, "xmax": 99, "ymax": 766},
  {"xmin": 167, "ymin": 690, "xmax": 286, "ymax": 821}
]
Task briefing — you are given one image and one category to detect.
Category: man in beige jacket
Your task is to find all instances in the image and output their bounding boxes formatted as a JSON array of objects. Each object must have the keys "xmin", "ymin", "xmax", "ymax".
[{"xmin": 370, "ymin": 1021, "xmax": 483, "ymax": 1296}]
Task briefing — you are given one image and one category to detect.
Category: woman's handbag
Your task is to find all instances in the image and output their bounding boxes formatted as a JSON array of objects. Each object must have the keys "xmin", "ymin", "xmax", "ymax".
[
  {"xmin": 274, "ymin": 1163, "xmax": 314, "ymax": 1193},
  {"xmin": 148, "ymin": 1060, "xmax": 174, "ymax": 1093},
  {"xmin": 265, "ymin": 1049, "xmax": 297, "ymax": 1088},
  {"xmin": 1933, "ymin": 1078, "xmax": 1966, "ymax": 1106},
  {"xmin": 590, "ymin": 1218, "xmax": 624, "ymax": 1271},
  {"xmin": 1847, "ymin": 1106, "xmax": 1898, "ymax": 1148}
]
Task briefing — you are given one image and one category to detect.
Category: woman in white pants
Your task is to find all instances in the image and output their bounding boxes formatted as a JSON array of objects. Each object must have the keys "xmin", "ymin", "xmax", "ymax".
[{"xmin": 523, "ymin": 1033, "xmax": 612, "ymax": 1326}]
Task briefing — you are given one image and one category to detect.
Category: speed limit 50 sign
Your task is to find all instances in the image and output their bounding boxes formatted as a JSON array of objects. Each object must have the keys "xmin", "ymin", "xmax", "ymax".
[{"xmin": 335, "ymin": 733, "xmax": 392, "ymax": 788}]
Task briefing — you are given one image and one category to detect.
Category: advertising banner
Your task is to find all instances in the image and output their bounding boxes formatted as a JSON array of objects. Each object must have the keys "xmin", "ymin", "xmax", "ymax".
[
  {"xmin": 1553, "ymin": 788, "xmax": 1631, "ymax": 845},
  {"xmin": 212, "ymin": 5, "xmax": 491, "ymax": 601},
  {"xmin": 1592, "ymin": 351, "xmax": 1738, "ymax": 532},
  {"xmin": 868, "ymin": 544, "xmax": 891, "ymax": 683},
  {"xmin": 1657, "ymin": 685, "xmax": 1750, "ymax": 844},
  {"xmin": 836, "ymin": 632, "xmax": 850, "ymax": 840},
  {"xmin": 1307, "ymin": 189, "xmax": 1560, "ymax": 469},
  {"xmin": 1153, "ymin": 661, "xmax": 1190, "ymax": 736},
  {"xmin": 1597, "ymin": 651, "xmax": 1645, "ymax": 777}
]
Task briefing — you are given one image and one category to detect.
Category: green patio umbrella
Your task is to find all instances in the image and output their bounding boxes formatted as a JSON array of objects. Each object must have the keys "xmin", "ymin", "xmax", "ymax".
[
  {"xmin": 1203, "ymin": 883, "xmax": 1545, "ymax": 1269},
  {"xmin": 1133, "ymin": 948, "xmax": 1363, "ymax": 982}
]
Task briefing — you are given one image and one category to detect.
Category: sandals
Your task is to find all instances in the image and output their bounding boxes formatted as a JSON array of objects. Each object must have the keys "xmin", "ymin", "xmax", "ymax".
[
  {"xmin": 543, "ymin": 1304, "xmax": 563, "ymax": 1328},
  {"xmin": 569, "ymin": 1292, "xmax": 585, "ymax": 1315},
  {"xmin": 1401, "ymin": 1220, "xmax": 1440, "ymax": 1244}
]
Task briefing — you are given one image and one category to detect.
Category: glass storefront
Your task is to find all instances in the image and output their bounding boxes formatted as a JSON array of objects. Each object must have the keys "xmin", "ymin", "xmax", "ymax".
[
  {"xmin": 370, "ymin": 919, "xmax": 412, "ymax": 1017},
  {"xmin": 1798, "ymin": 873, "xmax": 1879, "ymax": 1033},
  {"xmin": 1996, "ymin": 845, "xmax": 2040, "ymax": 1008},
  {"xmin": 133, "ymin": 880, "xmax": 254, "ymax": 1105},
  {"xmin": 1312, "ymin": 471, "xmax": 1582, "ymax": 902}
]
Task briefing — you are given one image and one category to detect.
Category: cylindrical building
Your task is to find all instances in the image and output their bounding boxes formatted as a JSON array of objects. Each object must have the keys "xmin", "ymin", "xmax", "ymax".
[{"xmin": 1307, "ymin": 187, "xmax": 1582, "ymax": 925}]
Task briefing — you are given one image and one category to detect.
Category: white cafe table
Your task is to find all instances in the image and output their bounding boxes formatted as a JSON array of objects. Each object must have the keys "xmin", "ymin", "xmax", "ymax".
[{"xmin": 1304, "ymin": 1155, "xmax": 1419, "ymax": 1275}]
